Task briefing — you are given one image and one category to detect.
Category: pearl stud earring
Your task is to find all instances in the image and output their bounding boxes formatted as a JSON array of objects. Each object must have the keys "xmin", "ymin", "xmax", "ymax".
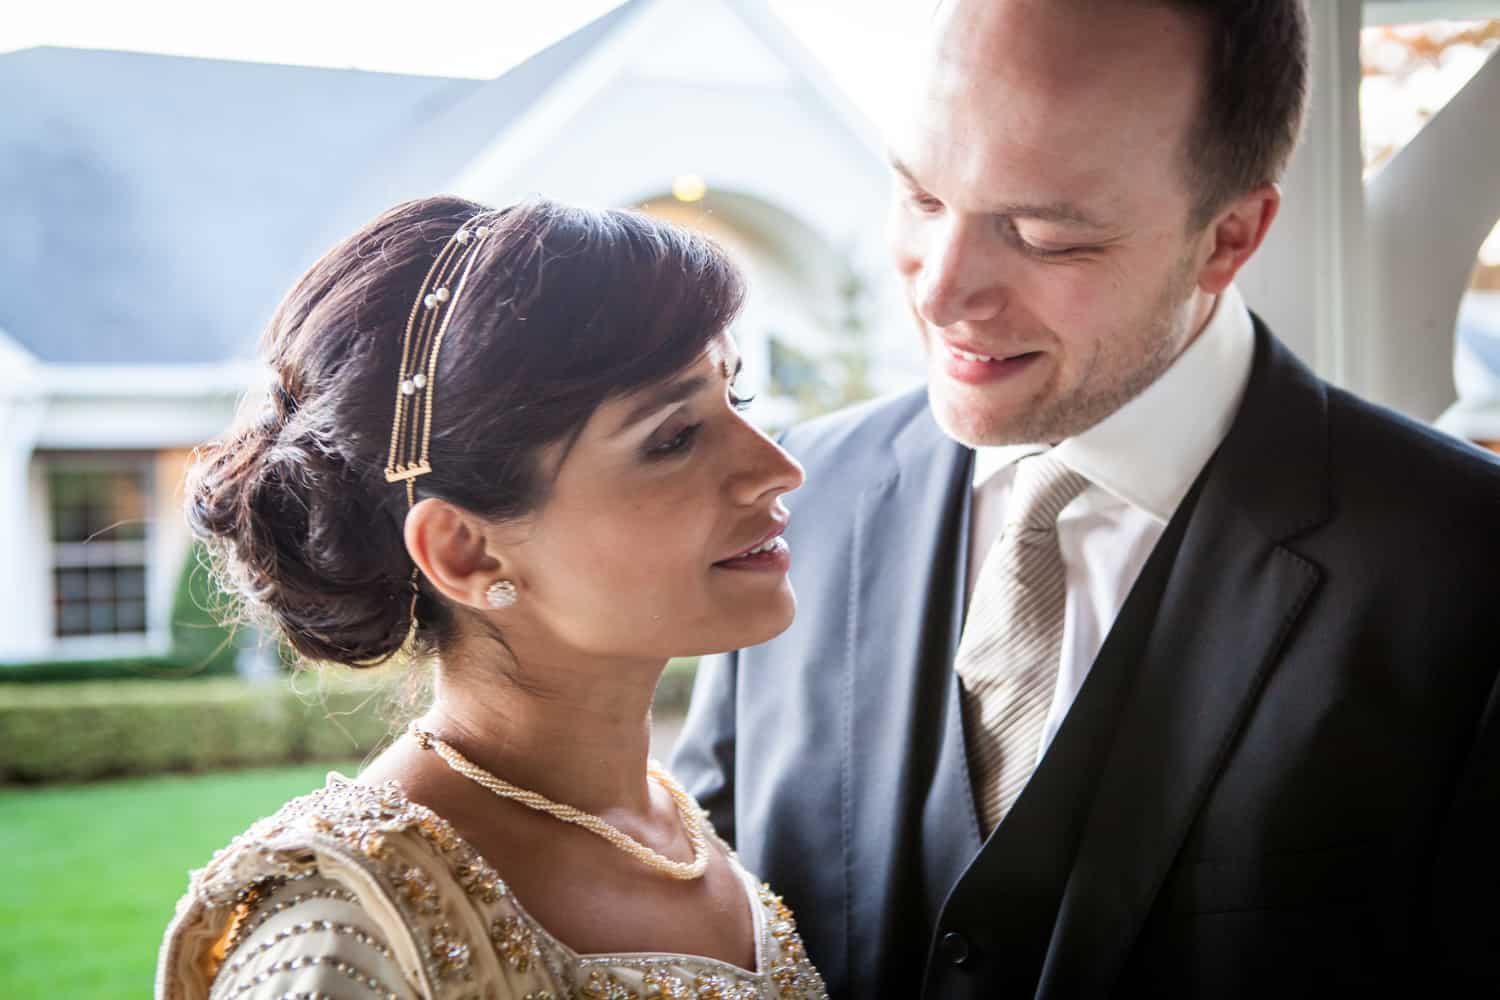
[{"xmin": 485, "ymin": 580, "xmax": 518, "ymax": 609}]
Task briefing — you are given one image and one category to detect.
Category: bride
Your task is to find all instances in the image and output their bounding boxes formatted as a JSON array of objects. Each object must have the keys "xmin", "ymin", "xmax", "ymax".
[{"xmin": 156, "ymin": 196, "xmax": 824, "ymax": 999}]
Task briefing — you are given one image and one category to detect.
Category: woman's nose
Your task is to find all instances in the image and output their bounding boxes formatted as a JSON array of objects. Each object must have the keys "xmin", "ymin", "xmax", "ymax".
[{"xmin": 732, "ymin": 424, "xmax": 804, "ymax": 506}]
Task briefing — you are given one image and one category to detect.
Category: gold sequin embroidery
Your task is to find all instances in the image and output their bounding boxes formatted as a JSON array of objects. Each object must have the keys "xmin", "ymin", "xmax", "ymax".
[
  {"xmin": 182, "ymin": 779, "xmax": 832, "ymax": 1000},
  {"xmin": 641, "ymin": 969, "xmax": 692, "ymax": 999},
  {"xmin": 579, "ymin": 969, "xmax": 638, "ymax": 1000},
  {"xmin": 429, "ymin": 922, "xmax": 473, "ymax": 980},
  {"xmin": 492, "ymin": 914, "xmax": 542, "ymax": 973}
]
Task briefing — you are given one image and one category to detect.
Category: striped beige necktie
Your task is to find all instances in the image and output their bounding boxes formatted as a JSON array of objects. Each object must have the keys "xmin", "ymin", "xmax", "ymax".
[{"xmin": 956, "ymin": 453, "xmax": 1090, "ymax": 836}]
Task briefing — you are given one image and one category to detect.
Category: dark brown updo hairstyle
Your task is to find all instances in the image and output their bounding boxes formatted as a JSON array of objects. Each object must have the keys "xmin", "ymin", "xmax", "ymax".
[{"xmin": 187, "ymin": 196, "xmax": 745, "ymax": 668}]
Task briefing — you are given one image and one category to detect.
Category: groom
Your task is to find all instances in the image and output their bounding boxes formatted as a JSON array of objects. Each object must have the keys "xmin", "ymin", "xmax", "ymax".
[{"xmin": 675, "ymin": 1, "xmax": 1500, "ymax": 997}]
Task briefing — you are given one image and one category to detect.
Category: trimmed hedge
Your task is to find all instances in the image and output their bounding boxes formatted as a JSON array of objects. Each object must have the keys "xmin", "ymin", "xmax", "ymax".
[
  {"xmin": 656, "ymin": 657, "xmax": 699, "ymax": 716},
  {"xmin": 0, "ymin": 676, "xmax": 397, "ymax": 784},
  {"xmin": 1, "ymin": 659, "xmax": 701, "ymax": 784}
]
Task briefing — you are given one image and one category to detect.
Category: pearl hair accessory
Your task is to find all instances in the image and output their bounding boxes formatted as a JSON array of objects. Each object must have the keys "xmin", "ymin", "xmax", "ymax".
[
  {"xmin": 484, "ymin": 580, "xmax": 518, "ymax": 610},
  {"xmin": 376, "ymin": 212, "xmax": 499, "ymax": 654},
  {"xmin": 385, "ymin": 217, "xmax": 495, "ymax": 493}
]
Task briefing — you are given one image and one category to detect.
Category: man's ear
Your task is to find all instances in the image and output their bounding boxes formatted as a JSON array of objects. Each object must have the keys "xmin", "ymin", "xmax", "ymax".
[
  {"xmin": 403, "ymin": 498, "xmax": 505, "ymax": 610},
  {"xmin": 1196, "ymin": 183, "xmax": 1280, "ymax": 295}
]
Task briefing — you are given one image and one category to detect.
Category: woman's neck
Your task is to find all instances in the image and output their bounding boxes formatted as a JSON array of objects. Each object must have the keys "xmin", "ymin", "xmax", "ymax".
[{"xmin": 417, "ymin": 646, "xmax": 665, "ymax": 818}]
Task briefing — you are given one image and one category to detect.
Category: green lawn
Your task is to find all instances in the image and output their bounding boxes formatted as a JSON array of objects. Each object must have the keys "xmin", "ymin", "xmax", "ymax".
[{"xmin": 0, "ymin": 763, "xmax": 357, "ymax": 999}]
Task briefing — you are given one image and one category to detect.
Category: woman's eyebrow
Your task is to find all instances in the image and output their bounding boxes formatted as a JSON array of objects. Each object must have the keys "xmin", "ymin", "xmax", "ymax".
[{"xmin": 616, "ymin": 375, "xmax": 711, "ymax": 433}]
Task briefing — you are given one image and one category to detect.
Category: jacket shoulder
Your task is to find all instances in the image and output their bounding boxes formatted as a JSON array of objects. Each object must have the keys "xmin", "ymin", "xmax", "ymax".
[
  {"xmin": 1313, "ymin": 386, "xmax": 1500, "ymax": 596},
  {"xmin": 779, "ymin": 386, "xmax": 931, "ymax": 471},
  {"xmin": 1326, "ymin": 386, "xmax": 1500, "ymax": 507}
]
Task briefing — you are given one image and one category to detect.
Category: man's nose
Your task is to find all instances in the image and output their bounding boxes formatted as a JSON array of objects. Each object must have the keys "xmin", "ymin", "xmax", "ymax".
[{"xmin": 915, "ymin": 219, "xmax": 1004, "ymax": 329}]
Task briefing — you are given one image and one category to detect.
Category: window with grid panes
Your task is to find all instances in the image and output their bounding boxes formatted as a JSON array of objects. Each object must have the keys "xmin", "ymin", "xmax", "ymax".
[{"xmin": 48, "ymin": 459, "xmax": 152, "ymax": 638}]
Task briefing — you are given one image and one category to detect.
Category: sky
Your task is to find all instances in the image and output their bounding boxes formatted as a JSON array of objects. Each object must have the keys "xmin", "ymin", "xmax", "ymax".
[
  {"xmin": 0, "ymin": 0, "xmax": 928, "ymax": 124},
  {"xmin": 5, "ymin": 1, "xmax": 1496, "ymax": 264}
]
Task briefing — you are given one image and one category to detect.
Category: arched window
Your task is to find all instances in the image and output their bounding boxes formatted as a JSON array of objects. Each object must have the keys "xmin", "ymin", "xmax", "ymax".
[
  {"xmin": 1437, "ymin": 228, "xmax": 1500, "ymax": 453},
  {"xmin": 638, "ymin": 190, "xmax": 879, "ymax": 430},
  {"xmin": 1361, "ymin": 14, "xmax": 1500, "ymax": 448}
]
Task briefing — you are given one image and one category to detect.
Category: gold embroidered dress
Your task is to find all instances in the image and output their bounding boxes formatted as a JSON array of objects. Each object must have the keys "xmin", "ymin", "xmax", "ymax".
[{"xmin": 156, "ymin": 775, "xmax": 827, "ymax": 1000}]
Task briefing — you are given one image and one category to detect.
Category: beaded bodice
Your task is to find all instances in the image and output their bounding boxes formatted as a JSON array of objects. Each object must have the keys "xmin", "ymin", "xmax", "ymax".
[{"xmin": 157, "ymin": 775, "xmax": 827, "ymax": 1000}]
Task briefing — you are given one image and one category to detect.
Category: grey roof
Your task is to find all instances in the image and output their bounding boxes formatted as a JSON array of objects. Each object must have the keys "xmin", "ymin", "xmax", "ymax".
[{"xmin": 0, "ymin": 0, "xmax": 643, "ymax": 365}]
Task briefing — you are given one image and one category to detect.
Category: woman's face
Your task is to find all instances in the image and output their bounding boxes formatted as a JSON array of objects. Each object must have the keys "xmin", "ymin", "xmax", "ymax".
[{"xmin": 498, "ymin": 333, "xmax": 804, "ymax": 660}]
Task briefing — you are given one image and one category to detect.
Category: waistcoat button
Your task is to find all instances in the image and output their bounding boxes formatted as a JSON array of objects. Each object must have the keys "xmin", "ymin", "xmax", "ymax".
[{"xmin": 939, "ymin": 930, "xmax": 971, "ymax": 966}]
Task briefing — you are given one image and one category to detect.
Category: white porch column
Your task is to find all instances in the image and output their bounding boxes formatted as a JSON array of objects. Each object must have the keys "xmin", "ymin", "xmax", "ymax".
[
  {"xmin": 0, "ymin": 338, "xmax": 51, "ymax": 661},
  {"xmin": 1365, "ymin": 43, "xmax": 1500, "ymax": 420},
  {"xmin": 1237, "ymin": 0, "xmax": 1368, "ymax": 391}
]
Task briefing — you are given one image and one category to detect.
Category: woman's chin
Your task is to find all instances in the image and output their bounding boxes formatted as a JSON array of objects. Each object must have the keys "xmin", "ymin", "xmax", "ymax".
[
  {"xmin": 684, "ymin": 588, "xmax": 798, "ymax": 658},
  {"xmin": 744, "ymin": 585, "xmax": 798, "ymax": 644}
]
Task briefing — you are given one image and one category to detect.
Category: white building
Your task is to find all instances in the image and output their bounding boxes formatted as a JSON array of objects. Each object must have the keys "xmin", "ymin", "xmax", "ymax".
[
  {"xmin": 0, "ymin": 0, "xmax": 905, "ymax": 665},
  {"xmin": 1242, "ymin": 1, "xmax": 1500, "ymax": 423},
  {"xmin": 0, "ymin": 0, "xmax": 1496, "ymax": 667}
]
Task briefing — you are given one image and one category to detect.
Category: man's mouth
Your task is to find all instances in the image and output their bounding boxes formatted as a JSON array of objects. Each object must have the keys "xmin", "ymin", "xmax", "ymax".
[
  {"xmin": 939, "ymin": 342, "xmax": 1045, "ymax": 385},
  {"xmin": 944, "ymin": 343, "xmax": 1038, "ymax": 365}
]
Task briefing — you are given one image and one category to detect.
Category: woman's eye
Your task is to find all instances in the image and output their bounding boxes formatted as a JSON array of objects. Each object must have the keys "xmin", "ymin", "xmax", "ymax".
[
  {"xmin": 909, "ymin": 192, "xmax": 943, "ymax": 215},
  {"xmin": 647, "ymin": 422, "xmax": 702, "ymax": 458}
]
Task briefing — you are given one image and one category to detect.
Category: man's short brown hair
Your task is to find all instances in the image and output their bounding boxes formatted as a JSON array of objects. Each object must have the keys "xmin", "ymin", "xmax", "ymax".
[{"xmin": 1170, "ymin": 0, "xmax": 1310, "ymax": 226}]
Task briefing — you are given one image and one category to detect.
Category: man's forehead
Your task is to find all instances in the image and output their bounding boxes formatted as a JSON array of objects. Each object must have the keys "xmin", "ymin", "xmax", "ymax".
[
  {"xmin": 927, "ymin": 0, "xmax": 1208, "ymax": 97},
  {"xmin": 898, "ymin": 1, "xmax": 1205, "ymax": 204}
]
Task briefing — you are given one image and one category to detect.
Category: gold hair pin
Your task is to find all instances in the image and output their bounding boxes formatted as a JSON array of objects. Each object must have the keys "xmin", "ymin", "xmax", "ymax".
[
  {"xmin": 376, "ymin": 216, "xmax": 494, "ymax": 656},
  {"xmin": 384, "ymin": 218, "xmax": 494, "ymax": 509}
]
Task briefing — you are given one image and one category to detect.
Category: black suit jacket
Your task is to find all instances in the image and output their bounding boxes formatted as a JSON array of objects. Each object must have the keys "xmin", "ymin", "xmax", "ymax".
[{"xmin": 673, "ymin": 324, "xmax": 1500, "ymax": 998}]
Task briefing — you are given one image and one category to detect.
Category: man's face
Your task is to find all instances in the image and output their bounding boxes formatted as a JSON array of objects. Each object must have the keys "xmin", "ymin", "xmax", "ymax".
[{"xmin": 887, "ymin": 0, "xmax": 1217, "ymax": 447}]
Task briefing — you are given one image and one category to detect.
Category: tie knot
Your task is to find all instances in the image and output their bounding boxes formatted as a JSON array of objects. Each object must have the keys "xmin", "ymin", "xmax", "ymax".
[{"xmin": 1005, "ymin": 454, "xmax": 1090, "ymax": 535}]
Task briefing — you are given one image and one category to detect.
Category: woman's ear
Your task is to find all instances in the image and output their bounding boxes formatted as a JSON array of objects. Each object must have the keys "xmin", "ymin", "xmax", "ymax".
[{"xmin": 403, "ymin": 498, "xmax": 505, "ymax": 610}]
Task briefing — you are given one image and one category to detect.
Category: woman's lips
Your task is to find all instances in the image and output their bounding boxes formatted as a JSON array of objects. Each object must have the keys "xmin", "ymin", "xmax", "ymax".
[
  {"xmin": 713, "ymin": 535, "xmax": 791, "ymax": 572},
  {"xmin": 714, "ymin": 521, "xmax": 791, "ymax": 573}
]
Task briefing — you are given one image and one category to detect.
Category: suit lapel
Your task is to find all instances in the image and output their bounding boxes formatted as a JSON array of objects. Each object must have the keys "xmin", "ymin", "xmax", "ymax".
[
  {"xmin": 1036, "ymin": 326, "xmax": 1333, "ymax": 996},
  {"xmin": 842, "ymin": 398, "xmax": 980, "ymax": 992},
  {"xmin": 925, "ymin": 470, "xmax": 1200, "ymax": 997}
]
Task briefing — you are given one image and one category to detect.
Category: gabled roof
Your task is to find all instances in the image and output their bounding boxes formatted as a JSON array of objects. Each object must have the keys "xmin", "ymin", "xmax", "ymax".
[{"xmin": 0, "ymin": 0, "xmax": 644, "ymax": 366}]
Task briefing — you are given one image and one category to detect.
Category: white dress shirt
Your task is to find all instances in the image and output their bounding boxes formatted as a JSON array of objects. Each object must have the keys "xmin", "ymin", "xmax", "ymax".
[{"xmin": 964, "ymin": 284, "xmax": 1255, "ymax": 754}]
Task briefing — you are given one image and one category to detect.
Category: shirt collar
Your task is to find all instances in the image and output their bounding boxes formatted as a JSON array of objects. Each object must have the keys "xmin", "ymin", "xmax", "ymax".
[{"xmin": 971, "ymin": 284, "xmax": 1255, "ymax": 523}]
